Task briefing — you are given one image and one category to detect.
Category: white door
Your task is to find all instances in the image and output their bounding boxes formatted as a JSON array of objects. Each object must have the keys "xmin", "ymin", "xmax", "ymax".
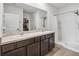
[{"xmin": 5, "ymin": 13, "xmax": 19, "ymax": 33}]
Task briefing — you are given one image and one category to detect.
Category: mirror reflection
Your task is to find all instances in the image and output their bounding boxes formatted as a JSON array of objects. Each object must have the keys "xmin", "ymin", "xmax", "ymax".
[{"xmin": 3, "ymin": 3, "xmax": 47, "ymax": 37}]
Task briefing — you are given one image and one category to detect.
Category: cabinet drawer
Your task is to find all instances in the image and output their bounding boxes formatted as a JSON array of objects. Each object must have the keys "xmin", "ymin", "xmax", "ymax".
[
  {"xmin": 41, "ymin": 35, "xmax": 46, "ymax": 40},
  {"xmin": 16, "ymin": 38, "xmax": 34, "ymax": 48},
  {"xmin": 27, "ymin": 42, "xmax": 40, "ymax": 56},
  {"xmin": 2, "ymin": 43, "xmax": 15, "ymax": 53},
  {"xmin": 34, "ymin": 37, "xmax": 41, "ymax": 42},
  {"xmin": 46, "ymin": 33, "xmax": 54, "ymax": 38},
  {"xmin": 50, "ymin": 33, "xmax": 55, "ymax": 37},
  {"xmin": 48, "ymin": 37, "xmax": 54, "ymax": 51},
  {"xmin": 41, "ymin": 39, "xmax": 48, "ymax": 54},
  {"xmin": 2, "ymin": 47, "xmax": 26, "ymax": 56},
  {"xmin": 46, "ymin": 34, "xmax": 50, "ymax": 38}
]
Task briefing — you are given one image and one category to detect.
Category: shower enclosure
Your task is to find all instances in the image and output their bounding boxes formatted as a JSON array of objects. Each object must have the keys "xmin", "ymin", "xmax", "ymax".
[{"xmin": 56, "ymin": 10, "xmax": 79, "ymax": 52}]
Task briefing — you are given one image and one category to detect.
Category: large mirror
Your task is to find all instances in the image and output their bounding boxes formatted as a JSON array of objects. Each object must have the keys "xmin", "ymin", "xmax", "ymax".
[{"xmin": 2, "ymin": 3, "xmax": 47, "ymax": 36}]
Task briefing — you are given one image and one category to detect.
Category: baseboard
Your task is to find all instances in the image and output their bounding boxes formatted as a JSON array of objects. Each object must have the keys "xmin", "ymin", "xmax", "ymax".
[{"xmin": 56, "ymin": 42, "xmax": 79, "ymax": 53}]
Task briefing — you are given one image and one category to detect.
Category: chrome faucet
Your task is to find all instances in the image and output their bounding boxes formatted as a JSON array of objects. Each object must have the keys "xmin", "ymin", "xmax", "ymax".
[
  {"xmin": 17, "ymin": 28, "xmax": 21, "ymax": 32},
  {"xmin": 17, "ymin": 28, "xmax": 24, "ymax": 35}
]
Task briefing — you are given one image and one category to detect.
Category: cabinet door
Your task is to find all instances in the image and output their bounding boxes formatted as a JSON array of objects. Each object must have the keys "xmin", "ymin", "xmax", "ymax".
[
  {"xmin": 41, "ymin": 39, "xmax": 48, "ymax": 56},
  {"xmin": 34, "ymin": 37, "xmax": 41, "ymax": 42},
  {"xmin": 2, "ymin": 47, "xmax": 26, "ymax": 56},
  {"xmin": 41, "ymin": 35, "xmax": 46, "ymax": 41},
  {"xmin": 27, "ymin": 42, "xmax": 40, "ymax": 56},
  {"xmin": 48, "ymin": 37, "xmax": 55, "ymax": 51},
  {"xmin": 2, "ymin": 43, "xmax": 15, "ymax": 53}
]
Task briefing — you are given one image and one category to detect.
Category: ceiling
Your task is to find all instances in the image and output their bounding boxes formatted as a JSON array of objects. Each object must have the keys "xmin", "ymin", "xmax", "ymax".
[
  {"xmin": 5, "ymin": 3, "xmax": 47, "ymax": 13},
  {"xmin": 5, "ymin": 3, "xmax": 76, "ymax": 11},
  {"xmin": 49, "ymin": 3, "xmax": 69, "ymax": 9},
  {"xmin": 4, "ymin": 3, "xmax": 39, "ymax": 13}
]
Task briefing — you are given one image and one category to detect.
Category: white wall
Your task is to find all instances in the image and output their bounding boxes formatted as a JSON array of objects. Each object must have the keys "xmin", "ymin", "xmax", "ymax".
[
  {"xmin": 4, "ymin": 4, "xmax": 23, "ymax": 31},
  {"xmin": 33, "ymin": 11, "xmax": 43, "ymax": 30},
  {"xmin": 0, "ymin": 3, "xmax": 4, "ymax": 38},
  {"xmin": 58, "ymin": 4, "xmax": 79, "ymax": 14}
]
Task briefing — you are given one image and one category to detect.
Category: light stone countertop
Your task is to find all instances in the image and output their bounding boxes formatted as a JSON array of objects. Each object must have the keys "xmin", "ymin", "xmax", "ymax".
[{"xmin": 0, "ymin": 31, "xmax": 54, "ymax": 45}]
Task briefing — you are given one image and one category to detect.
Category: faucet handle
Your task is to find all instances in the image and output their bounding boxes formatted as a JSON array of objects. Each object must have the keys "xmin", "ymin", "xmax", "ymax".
[{"xmin": 17, "ymin": 28, "xmax": 20, "ymax": 31}]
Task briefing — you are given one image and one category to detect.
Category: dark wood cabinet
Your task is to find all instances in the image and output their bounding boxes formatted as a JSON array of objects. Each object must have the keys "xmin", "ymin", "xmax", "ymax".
[
  {"xmin": 27, "ymin": 42, "xmax": 40, "ymax": 56},
  {"xmin": 1, "ymin": 33, "xmax": 55, "ymax": 56},
  {"xmin": 2, "ymin": 47, "xmax": 26, "ymax": 56},
  {"xmin": 2, "ymin": 43, "xmax": 15, "ymax": 53},
  {"xmin": 16, "ymin": 38, "xmax": 34, "ymax": 48},
  {"xmin": 41, "ymin": 35, "xmax": 46, "ymax": 40},
  {"xmin": 34, "ymin": 37, "xmax": 41, "ymax": 42},
  {"xmin": 48, "ymin": 37, "xmax": 54, "ymax": 51},
  {"xmin": 41, "ymin": 39, "xmax": 48, "ymax": 55}
]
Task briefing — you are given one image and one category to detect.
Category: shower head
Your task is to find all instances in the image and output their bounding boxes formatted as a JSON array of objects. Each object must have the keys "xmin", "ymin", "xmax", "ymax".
[{"xmin": 74, "ymin": 10, "xmax": 79, "ymax": 16}]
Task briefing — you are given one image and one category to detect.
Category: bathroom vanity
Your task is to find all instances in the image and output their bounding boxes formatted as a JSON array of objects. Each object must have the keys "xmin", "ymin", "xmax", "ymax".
[
  {"xmin": 0, "ymin": 31, "xmax": 55, "ymax": 56},
  {"xmin": 0, "ymin": 3, "xmax": 55, "ymax": 56}
]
